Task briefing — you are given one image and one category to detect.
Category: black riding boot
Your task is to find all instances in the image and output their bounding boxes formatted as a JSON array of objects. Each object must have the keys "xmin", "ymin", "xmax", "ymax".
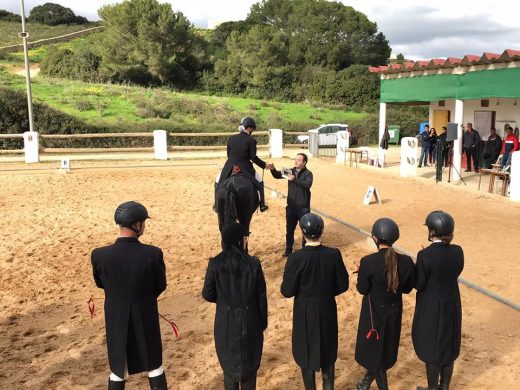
[
  {"xmin": 417, "ymin": 363, "xmax": 441, "ymax": 390},
  {"xmin": 374, "ymin": 370, "xmax": 389, "ymax": 390},
  {"xmin": 213, "ymin": 182, "xmax": 218, "ymax": 212},
  {"xmin": 356, "ymin": 372, "xmax": 374, "ymax": 390},
  {"xmin": 108, "ymin": 379, "xmax": 125, "ymax": 390},
  {"xmin": 258, "ymin": 181, "xmax": 268, "ymax": 212},
  {"xmin": 439, "ymin": 363, "xmax": 454, "ymax": 390},
  {"xmin": 149, "ymin": 373, "xmax": 168, "ymax": 390},
  {"xmin": 322, "ymin": 365, "xmax": 334, "ymax": 390},
  {"xmin": 301, "ymin": 368, "xmax": 316, "ymax": 390}
]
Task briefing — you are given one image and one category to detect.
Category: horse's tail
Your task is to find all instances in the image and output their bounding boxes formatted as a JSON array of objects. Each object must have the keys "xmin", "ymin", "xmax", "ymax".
[{"xmin": 224, "ymin": 177, "xmax": 238, "ymax": 224}]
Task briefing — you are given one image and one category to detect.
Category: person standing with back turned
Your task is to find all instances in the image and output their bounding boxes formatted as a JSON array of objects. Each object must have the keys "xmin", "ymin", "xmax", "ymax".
[
  {"xmin": 355, "ymin": 218, "xmax": 415, "ymax": 390},
  {"xmin": 281, "ymin": 213, "xmax": 349, "ymax": 390},
  {"xmin": 413, "ymin": 211, "xmax": 464, "ymax": 390},
  {"xmin": 202, "ymin": 223, "xmax": 268, "ymax": 390},
  {"xmin": 91, "ymin": 201, "xmax": 168, "ymax": 390}
]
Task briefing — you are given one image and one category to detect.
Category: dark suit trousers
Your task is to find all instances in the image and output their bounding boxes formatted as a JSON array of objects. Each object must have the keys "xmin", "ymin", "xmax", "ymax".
[
  {"xmin": 464, "ymin": 147, "xmax": 478, "ymax": 170},
  {"xmin": 286, "ymin": 206, "xmax": 309, "ymax": 252}
]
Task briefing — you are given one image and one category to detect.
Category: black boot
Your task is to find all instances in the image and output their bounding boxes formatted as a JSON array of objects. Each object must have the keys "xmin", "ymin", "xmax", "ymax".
[
  {"xmin": 417, "ymin": 363, "xmax": 441, "ymax": 390},
  {"xmin": 301, "ymin": 368, "xmax": 316, "ymax": 390},
  {"xmin": 439, "ymin": 363, "xmax": 454, "ymax": 390},
  {"xmin": 322, "ymin": 365, "xmax": 334, "ymax": 390},
  {"xmin": 258, "ymin": 181, "xmax": 268, "ymax": 212},
  {"xmin": 213, "ymin": 182, "xmax": 218, "ymax": 212},
  {"xmin": 356, "ymin": 372, "xmax": 374, "ymax": 390},
  {"xmin": 149, "ymin": 373, "xmax": 168, "ymax": 390},
  {"xmin": 374, "ymin": 370, "xmax": 389, "ymax": 390},
  {"xmin": 108, "ymin": 379, "xmax": 125, "ymax": 390}
]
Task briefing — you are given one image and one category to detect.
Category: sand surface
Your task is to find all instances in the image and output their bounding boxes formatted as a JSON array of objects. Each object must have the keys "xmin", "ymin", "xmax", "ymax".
[{"xmin": 1, "ymin": 156, "xmax": 519, "ymax": 389}]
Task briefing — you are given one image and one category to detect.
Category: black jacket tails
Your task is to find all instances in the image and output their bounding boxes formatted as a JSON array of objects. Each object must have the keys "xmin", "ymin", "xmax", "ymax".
[
  {"xmin": 91, "ymin": 237, "xmax": 167, "ymax": 378},
  {"xmin": 281, "ymin": 245, "xmax": 349, "ymax": 370}
]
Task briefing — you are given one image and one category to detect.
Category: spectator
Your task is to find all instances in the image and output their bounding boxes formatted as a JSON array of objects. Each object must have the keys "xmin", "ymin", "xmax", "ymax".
[
  {"xmin": 437, "ymin": 127, "xmax": 450, "ymax": 168},
  {"xmin": 418, "ymin": 125, "xmax": 431, "ymax": 168},
  {"xmin": 270, "ymin": 153, "xmax": 313, "ymax": 257},
  {"xmin": 281, "ymin": 213, "xmax": 349, "ymax": 390},
  {"xmin": 428, "ymin": 127, "xmax": 437, "ymax": 165},
  {"xmin": 500, "ymin": 127, "xmax": 519, "ymax": 171},
  {"xmin": 482, "ymin": 128, "xmax": 502, "ymax": 169},
  {"xmin": 413, "ymin": 211, "xmax": 464, "ymax": 390},
  {"xmin": 202, "ymin": 223, "xmax": 268, "ymax": 390},
  {"xmin": 355, "ymin": 218, "xmax": 415, "ymax": 390},
  {"xmin": 462, "ymin": 122, "xmax": 481, "ymax": 172}
]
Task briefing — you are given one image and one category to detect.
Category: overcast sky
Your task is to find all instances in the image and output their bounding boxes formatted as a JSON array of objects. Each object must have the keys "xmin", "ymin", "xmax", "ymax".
[{"xmin": 3, "ymin": 0, "xmax": 520, "ymax": 60}]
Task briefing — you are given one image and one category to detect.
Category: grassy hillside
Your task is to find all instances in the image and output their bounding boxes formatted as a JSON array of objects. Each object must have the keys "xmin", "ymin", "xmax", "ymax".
[
  {"xmin": 0, "ymin": 21, "xmax": 94, "ymax": 47},
  {"xmin": 0, "ymin": 66, "xmax": 366, "ymax": 135}
]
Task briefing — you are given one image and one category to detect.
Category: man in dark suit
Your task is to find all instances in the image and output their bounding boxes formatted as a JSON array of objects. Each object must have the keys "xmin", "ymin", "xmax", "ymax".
[
  {"xmin": 216, "ymin": 117, "xmax": 274, "ymax": 212},
  {"xmin": 91, "ymin": 201, "xmax": 168, "ymax": 390},
  {"xmin": 281, "ymin": 213, "xmax": 349, "ymax": 390},
  {"xmin": 462, "ymin": 122, "xmax": 481, "ymax": 172},
  {"xmin": 270, "ymin": 153, "xmax": 313, "ymax": 257}
]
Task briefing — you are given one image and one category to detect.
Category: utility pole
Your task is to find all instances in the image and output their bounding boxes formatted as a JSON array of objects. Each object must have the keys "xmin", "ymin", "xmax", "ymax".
[{"xmin": 19, "ymin": 0, "xmax": 35, "ymax": 133}]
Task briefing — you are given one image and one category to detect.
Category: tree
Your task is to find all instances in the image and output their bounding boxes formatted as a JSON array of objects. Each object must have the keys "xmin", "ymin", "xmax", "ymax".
[
  {"xmin": 247, "ymin": 0, "xmax": 391, "ymax": 69},
  {"xmin": 96, "ymin": 0, "xmax": 207, "ymax": 87},
  {"xmin": 212, "ymin": 25, "xmax": 290, "ymax": 95},
  {"xmin": 0, "ymin": 10, "xmax": 21, "ymax": 22},
  {"xmin": 396, "ymin": 53, "xmax": 405, "ymax": 64},
  {"xmin": 29, "ymin": 3, "xmax": 88, "ymax": 25}
]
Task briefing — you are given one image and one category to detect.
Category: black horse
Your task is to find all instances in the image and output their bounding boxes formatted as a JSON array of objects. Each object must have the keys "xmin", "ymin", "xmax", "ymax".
[{"xmin": 216, "ymin": 173, "xmax": 259, "ymax": 234}]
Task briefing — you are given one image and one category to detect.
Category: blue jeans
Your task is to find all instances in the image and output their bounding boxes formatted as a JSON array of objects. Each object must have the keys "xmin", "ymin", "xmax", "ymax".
[
  {"xmin": 419, "ymin": 146, "xmax": 429, "ymax": 166},
  {"xmin": 501, "ymin": 153, "xmax": 512, "ymax": 170},
  {"xmin": 286, "ymin": 206, "xmax": 309, "ymax": 253}
]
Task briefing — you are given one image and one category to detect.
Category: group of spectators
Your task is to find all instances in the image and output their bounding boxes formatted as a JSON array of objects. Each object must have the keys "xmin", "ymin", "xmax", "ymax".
[
  {"xmin": 418, "ymin": 125, "xmax": 450, "ymax": 168},
  {"xmin": 90, "ymin": 199, "xmax": 464, "ymax": 390},
  {"xmin": 418, "ymin": 122, "xmax": 520, "ymax": 173}
]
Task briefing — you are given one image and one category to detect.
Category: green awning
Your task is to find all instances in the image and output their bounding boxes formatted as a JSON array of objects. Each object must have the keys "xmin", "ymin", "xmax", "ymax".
[{"xmin": 380, "ymin": 67, "xmax": 520, "ymax": 103}]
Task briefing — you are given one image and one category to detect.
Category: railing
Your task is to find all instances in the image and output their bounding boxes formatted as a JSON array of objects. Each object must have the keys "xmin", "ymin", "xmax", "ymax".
[
  {"xmin": 0, "ymin": 131, "xmax": 272, "ymax": 154},
  {"xmin": 0, "ymin": 26, "xmax": 105, "ymax": 54},
  {"xmin": 284, "ymin": 131, "xmax": 307, "ymax": 148}
]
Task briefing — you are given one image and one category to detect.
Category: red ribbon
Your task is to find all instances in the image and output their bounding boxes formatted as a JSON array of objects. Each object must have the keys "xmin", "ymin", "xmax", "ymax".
[
  {"xmin": 87, "ymin": 297, "xmax": 96, "ymax": 318},
  {"xmin": 366, "ymin": 328, "xmax": 380, "ymax": 340},
  {"xmin": 159, "ymin": 313, "xmax": 181, "ymax": 339},
  {"xmin": 88, "ymin": 297, "xmax": 180, "ymax": 339}
]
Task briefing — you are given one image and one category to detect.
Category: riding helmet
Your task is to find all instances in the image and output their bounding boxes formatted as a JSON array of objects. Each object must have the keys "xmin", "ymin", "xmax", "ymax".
[
  {"xmin": 240, "ymin": 116, "xmax": 256, "ymax": 129},
  {"xmin": 222, "ymin": 222, "xmax": 249, "ymax": 247},
  {"xmin": 299, "ymin": 213, "xmax": 324, "ymax": 238},
  {"xmin": 371, "ymin": 217, "xmax": 400, "ymax": 244},
  {"xmin": 425, "ymin": 210, "xmax": 454, "ymax": 235},
  {"xmin": 114, "ymin": 201, "xmax": 149, "ymax": 227}
]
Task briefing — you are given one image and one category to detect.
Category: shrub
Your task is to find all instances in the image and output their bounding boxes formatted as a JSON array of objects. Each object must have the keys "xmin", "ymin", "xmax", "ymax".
[{"xmin": 73, "ymin": 99, "xmax": 94, "ymax": 111}]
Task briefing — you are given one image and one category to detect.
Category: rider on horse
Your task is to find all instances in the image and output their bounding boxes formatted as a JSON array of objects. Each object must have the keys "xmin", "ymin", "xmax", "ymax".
[{"xmin": 215, "ymin": 117, "xmax": 273, "ymax": 213}]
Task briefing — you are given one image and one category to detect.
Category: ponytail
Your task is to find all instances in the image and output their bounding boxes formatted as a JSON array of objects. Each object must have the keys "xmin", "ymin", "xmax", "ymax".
[{"xmin": 384, "ymin": 247, "xmax": 399, "ymax": 293}]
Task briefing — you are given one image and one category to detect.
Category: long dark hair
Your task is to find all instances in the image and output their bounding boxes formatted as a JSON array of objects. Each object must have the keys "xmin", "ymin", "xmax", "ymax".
[
  {"xmin": 222, "ymin": 245, "xmax": 251, "ymax": 276},
  {"xmin": 384, "ymin": 246, "xmax": 399, "ymax": 293}
]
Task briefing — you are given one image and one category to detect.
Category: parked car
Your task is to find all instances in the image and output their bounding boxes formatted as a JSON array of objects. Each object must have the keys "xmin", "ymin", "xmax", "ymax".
[{"xmin": 295, "ymin": 124, "xmax": 349, "ymax": 145}]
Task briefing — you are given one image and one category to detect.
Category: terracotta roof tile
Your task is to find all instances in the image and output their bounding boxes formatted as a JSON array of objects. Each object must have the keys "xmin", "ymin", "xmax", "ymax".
[{"xmin": 369, "ymin": 49, "xmax": 519, "ymax": 74}]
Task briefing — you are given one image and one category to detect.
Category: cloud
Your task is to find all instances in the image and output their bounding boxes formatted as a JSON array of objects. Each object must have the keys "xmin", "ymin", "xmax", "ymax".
[{"xmin": 2, "ymin": 0, "xmax": 520, "ymax": 59}]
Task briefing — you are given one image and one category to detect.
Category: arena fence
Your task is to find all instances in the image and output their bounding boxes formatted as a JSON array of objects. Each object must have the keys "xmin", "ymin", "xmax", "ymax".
[{"xmin": 0, "ymin": 130, "xmax": 314, "ymax": 160}]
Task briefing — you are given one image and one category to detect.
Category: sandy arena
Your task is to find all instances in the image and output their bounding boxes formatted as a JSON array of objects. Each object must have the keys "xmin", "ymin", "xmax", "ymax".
[{"xmin": 1, "ymin": 155, "xmax": 519, "ymax": 389}]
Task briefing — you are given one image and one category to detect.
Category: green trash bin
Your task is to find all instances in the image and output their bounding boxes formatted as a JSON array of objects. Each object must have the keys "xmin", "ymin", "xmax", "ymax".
[{"xmin": 387, "ymin": 125, "xmax": 400, "ymax": 145}]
